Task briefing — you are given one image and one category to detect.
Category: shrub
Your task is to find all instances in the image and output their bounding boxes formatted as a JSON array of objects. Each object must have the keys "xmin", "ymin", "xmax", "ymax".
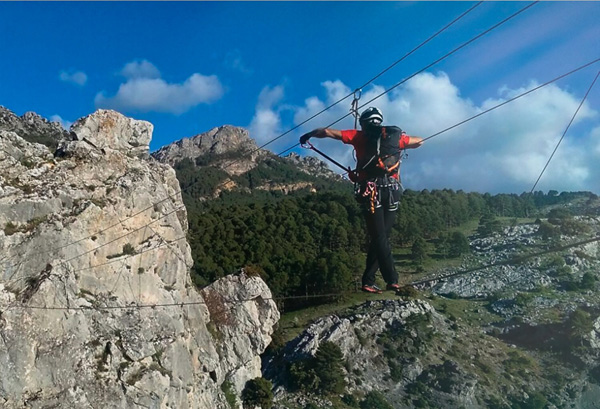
[
  {"xmin": 313, "ymin": 341, "xmax": 346, "ymax": 394},
  {"xmin": 360, "ymin": 391, "xmax": 393, "ymax": 409},
  {"xmin": 396, "ymin": 285, "xmax": 418, "ymax": 298},
  {"xmin": 448, "ymin": 231, "xmax": 470, "ymax": 257},
  {"xmin": 241, "ymin": 377, "xmax": 273, "ymax": 409},
  {"xmin": 288, "ymin": 341, "xmax": 346, "ymax": 395},
  {"xmin": 4, "ymin": 222, "xmax": 19, "ymax": 236}
]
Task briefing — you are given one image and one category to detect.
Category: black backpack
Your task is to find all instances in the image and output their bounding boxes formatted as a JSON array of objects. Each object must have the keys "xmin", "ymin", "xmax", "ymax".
[{"xmin": 357, "ymin": 125, "xmax": 403, "ymax": 179}]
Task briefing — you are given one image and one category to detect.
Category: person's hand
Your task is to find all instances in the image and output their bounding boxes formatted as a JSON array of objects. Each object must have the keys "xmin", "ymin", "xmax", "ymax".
[{"xmin": 299, "ymin": 132, "xmax": 311, "ymax": 145}]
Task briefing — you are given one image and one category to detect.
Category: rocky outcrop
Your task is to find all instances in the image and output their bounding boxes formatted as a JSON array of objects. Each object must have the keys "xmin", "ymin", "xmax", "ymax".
[
  {"xmin": 284, "ymin": 152, "xmax": 343, "ymax": 180},
  {"xmin": 152, "ymin": 125, "xmax": 265, "ymax": 176},
  {"xmin": 265, "ymin": 299, "xmax": 480, "ymax": 408},
  {"xmin": 0, "ymin": 106, "xmax": 70, "ymax": 151},
  {"xmin": 0, "ymin": 109, "xmax": 279, "ymax": 408}
]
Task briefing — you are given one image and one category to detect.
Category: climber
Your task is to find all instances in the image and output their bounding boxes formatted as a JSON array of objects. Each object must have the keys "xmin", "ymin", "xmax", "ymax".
[{"xmin": 300, "ymin": 107, "xmax": 423, "ymax": 294}]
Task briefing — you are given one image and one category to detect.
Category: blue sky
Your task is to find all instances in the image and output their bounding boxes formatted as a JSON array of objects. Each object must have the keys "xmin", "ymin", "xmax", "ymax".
[{"xmin": 1, "ymin": 2, "xmax": 599, "ymax": 194}]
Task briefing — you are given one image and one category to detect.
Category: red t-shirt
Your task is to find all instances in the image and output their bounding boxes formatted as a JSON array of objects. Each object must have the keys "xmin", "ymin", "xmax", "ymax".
[{"xmin": 341, "ymin": 129, "xmax": 410, "ymax": 180}]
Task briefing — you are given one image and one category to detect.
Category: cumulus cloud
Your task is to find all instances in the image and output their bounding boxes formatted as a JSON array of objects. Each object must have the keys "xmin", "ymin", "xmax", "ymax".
[
  {"xmin": 49, "ymin": 114, "xmax": 72, "ymax": 130},
  {"xmin": 248, "ymin": 85, "xmax": 285, "ymax": 145},
  {"xmin": 289, "ymin": 72, "xmax": 599, "ymax": 194},
  {"xmin": 95, "ymin": 60, "xmax": 224, "ymax": 114},
  {"xmin": 119, "ymin": 59, "xmax": 161, "ymax": 80},
  {"xmin": 59, "ymin": 70, "xmax": 87, "ymax": 86}
]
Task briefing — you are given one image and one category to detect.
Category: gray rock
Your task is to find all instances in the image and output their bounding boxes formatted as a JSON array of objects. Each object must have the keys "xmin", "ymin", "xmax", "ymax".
[
  {"xmin": 0, "ymin": 106, "xmax": 70, "ymax": 151},
  {"xmin": 0, "ymin": 109, "xmax": 279, "ymax": 408},
  {"xmin": 70, "ymin": 109, "xmax": 152, "ymax": 156}
]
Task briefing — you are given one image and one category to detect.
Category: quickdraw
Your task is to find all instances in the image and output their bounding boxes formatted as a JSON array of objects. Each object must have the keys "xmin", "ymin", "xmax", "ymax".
[{"xmin": 362, "ymin": 181, "xmax": 377, "ymax": 214}]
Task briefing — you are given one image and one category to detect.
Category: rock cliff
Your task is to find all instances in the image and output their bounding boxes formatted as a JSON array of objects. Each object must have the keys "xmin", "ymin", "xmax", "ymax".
[{"xmin": 0, "ymin": 108, "xmax": 279, "ymax": 408}]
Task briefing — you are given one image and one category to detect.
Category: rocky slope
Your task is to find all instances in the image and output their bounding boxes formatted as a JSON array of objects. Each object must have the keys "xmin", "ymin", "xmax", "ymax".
[{"xmin": 0, "ymin": 108, "xmax": 279, "ymax": 408}]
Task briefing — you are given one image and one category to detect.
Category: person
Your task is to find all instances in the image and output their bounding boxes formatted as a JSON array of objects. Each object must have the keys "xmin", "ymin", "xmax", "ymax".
[{"xmin": 299, "ymin": 107, "xmax": 423, "ymax": 294}]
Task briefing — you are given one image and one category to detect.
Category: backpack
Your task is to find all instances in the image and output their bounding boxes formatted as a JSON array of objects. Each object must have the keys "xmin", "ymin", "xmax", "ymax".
[{"xmin": 356, "ymin": 125, "xmax": 403, "ymax": 180}]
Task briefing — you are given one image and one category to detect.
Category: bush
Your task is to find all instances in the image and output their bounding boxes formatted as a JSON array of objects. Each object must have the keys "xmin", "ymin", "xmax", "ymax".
[
  {"xmin": 122, "ymin": 243, "xmax": 136, "ymax": 255},
  {"xmin": 360, "ymin": 391, "xmax": 394, "ymax": 409},
  {"xmin": 241, "ymin": 377, "xmax": 273, "ymax": 409},
  {"xmin": 288, "ymin": 341, "xmax": 346, "ymax": 395},
  {"xmin": 4, "ymin": 222, "xmax": 19, "ymax": 236},
  {"xmin": 396, "ymin": 285, "xmax": 419, "ymax": 298},
  {"xmin": 448, "ymin": 231, "xmax": 470, "ymax": 257}
]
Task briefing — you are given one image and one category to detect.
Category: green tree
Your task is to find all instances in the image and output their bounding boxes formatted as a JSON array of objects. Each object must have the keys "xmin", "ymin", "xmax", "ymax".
[
  {"xmin": 477, "ymin": 213, "xmax": 502, "ymax": 236},
  {"xmin": 448, "ymin": 231, "xmax": 470, "ymax": 258},
  {"xmin": 411, "ymin": 237, "xmax": 429, "ymax": 265},
  {"xmin": 435, "ymin": 232, "xmax": 450, "ymax": 258},
  {"xmin": 241, "ymin": 377, "xmax": 273, "ymax": 409},
  {"xmin": 313, "ymin": 341, "xmax": 346, "ymax": 395}
]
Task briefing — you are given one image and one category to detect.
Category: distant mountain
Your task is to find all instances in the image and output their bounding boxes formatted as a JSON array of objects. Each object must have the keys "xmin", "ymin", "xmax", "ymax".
[{"xmin": 151, "ymin": 125, "xmax": 347, "ymax": 201}]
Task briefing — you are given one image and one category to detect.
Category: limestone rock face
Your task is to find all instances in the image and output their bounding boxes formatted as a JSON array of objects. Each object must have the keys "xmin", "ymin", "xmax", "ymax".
[
  {"xmin": 69, "ymin": 109, "xmax": 153, "ymax": 155},
  {"xmin": 0, "ymin": 109, "xmax": 279, "ymax": 408},
  {"xmin": 152, "ymin": 125, "xmax": 264, "ymax": 176}
]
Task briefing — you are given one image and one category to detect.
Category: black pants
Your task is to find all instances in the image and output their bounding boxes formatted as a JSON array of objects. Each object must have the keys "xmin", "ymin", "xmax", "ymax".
[{"xmin": 360, "ymin": 184, "xmax": 400, "ymax": 286}]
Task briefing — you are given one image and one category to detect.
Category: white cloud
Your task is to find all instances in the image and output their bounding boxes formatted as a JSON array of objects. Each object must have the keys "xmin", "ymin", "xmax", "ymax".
[
  {"xmin": 289, "ymin": 72, "xmax": 600, "ymax": 193},
  {"xmin": 248, "ymin": 85, "xmax": 285, "ymax": 145},
  {"xmin": 95, "ymin": 61, "xmax": 224, "ymax": 114},
  {"xmin": 59, "ymin": 70, "xmax": 87, "ymax": 86},
  {"xmin": 119, "ymin": 60, "xmax": 161, "ymax": 80},
  {"xmin": 49, "ymin": 114, "xmax": 72, "ymax": 130}
]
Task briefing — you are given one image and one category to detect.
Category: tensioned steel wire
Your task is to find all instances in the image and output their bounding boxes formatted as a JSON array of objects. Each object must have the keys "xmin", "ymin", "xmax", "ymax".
[
  {"xmin": 6, "ymin": 57, "xmax": 598, "ymax": 314},
  {"xmin": 53, "ymin": 57, "xmax": 600, "ymax": 277},
  {"xmin": 410, "ymin": 234, "xmax": 600, "ymax": 287},
  {"xmin": 530, "ymin": 70, "xmax": 600, "ymax": 193},
  {"xmin": 12, "ymin": 1, "xmax": 583, "ymax": 314},
  {"xmin": 0, "ymin": 1, "xmax": 484, "ymax": 273},
  {"xmin": 5, "ymin": 56, "xmax": 599, "ymax": 312},
  {"xmin": 279, "ymin": 1, "xmax": 539, "ymax": 156},
  {"xmin": 5, "ymin": 232, "xmax": 600, "ymax": 312}
]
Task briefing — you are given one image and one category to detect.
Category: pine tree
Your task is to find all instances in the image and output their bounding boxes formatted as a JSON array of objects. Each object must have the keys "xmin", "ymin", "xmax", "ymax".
[{"xmin": 411, "ymin": 236, "xmax": 429, "ymax": 265}]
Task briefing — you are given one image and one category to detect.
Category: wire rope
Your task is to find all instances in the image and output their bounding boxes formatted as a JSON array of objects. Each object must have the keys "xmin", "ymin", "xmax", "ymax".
[
  {"xmin": 530, "ymin": 70, "xmax": 600, "ymax": 193},
  {"xmin": 1, "ymin": 1, "xmax": 484, "ymax": 272}
]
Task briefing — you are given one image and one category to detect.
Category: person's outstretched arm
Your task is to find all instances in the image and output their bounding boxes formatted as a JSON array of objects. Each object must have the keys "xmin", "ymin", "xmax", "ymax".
[
  {"xmin": 300, "ymin": 128, "xmax": 343, "ymax": 144},
  {"xmin": 405, "ymin": 136, "xmax": 423, "ymax": 149}
]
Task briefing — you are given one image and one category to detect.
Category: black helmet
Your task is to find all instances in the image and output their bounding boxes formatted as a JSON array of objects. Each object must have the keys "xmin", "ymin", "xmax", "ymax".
[{"xmin": 359, "ymin": 107, "xmax": 383, "ymax": 126}]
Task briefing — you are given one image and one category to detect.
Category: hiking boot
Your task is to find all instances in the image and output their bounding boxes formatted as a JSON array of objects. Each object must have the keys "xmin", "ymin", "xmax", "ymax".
[
  {"xmin": 386, "ymin": 283, "xmax": 400, "ymax": 291},
  {"xmin": 361, "ymin": 284, "xmax": 383, "ymax": 294}
]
